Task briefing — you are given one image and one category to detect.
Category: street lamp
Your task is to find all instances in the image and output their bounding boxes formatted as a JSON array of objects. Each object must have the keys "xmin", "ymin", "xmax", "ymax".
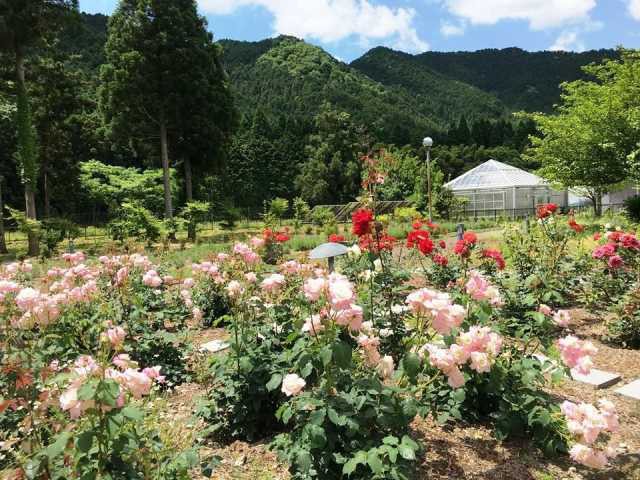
[{"xmin": 422, "ymin": 136, "xmax": 434, "ymax": 221}]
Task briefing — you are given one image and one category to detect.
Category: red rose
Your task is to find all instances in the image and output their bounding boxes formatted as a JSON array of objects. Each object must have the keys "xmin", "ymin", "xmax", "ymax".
[
  {"xmin": 568, "ymin": 218, "xmax": 584, "ymax": 233},
  {"xmin": 352, "ymin": 209, "xmax": 374, "ymax": 237},
  {"xmin": 462, "ymin": 231, "xmax": 477, "ymax": 244},
  {"xmin": 439, "ymin": 240, "xmax": 446, "ymax": 249},
  {"xmin": 328, "ymin": 234, "xmax": 345, "ymax": 243},
  {"xmin": 453, "ymin": 239, "xmax": 469, "ymax": 256},
  {"xmin": 482, "ymin": 248, "xmax": 506, "ymax": 270},
  {"xmin": 433, "ymin": 254, "xmax": 449, "ymax": 266}
]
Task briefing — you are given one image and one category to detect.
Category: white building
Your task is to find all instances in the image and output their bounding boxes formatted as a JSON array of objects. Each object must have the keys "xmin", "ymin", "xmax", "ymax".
[{"xmin": 444, "ymin": 159, "xmax": 568, "ymax": 217}]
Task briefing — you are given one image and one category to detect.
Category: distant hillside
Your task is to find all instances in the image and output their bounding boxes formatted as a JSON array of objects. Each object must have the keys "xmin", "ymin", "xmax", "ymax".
[
  {"xmin": 59, "ymin": 13, "xmax": 109, "ymax": 70},
  {"xmin": 352, "ymin": 47, "xmax": 618, "ymax": 113},
  {"xmin": 219, "ymin": 36, "xmax": 449, "ymax": 145}
]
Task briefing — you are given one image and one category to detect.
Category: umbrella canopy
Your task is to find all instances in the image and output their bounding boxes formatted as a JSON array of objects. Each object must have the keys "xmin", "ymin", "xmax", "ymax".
[{"xmin": 309, "ymin": 242, "xmax": 349, "ymax": 260}]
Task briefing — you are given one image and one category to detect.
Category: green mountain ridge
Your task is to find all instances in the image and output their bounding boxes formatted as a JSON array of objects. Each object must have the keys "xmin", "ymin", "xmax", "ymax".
[
  {"xmin": 351, "ymin": 46, "xmax": 618, "ymax": 113},
  {"xmin": 219, "ymin": 36, "xmax": 443, "ymax": 145}
]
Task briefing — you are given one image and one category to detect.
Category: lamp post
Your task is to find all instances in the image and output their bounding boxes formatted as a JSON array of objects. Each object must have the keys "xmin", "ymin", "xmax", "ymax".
[{"xmin": 422, "ymin": 136, "xmax": 434, "ymax": 221}]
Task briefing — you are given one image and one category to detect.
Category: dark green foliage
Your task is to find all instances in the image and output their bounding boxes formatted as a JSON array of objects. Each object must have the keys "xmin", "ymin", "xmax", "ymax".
[
  {"xmin": 198, "ymin": 334, "xmax": 289, "ymax": 442},
  {"xmin": 296, "ymin": 104, "xmax": 368, "ymax": 205},
  {"xmin": 127, "ymin": 331, "xmax": 191, "ymax": 388},
  {"xmin": 273, "ymin": 372, "xmax": 419, "ymax": 480},
  {"xmin": 606, "ymin": 286, "xmax": 640, "ymax": 349},
  {"xmin": 352, "ymin": 47, "xmax": 505, "ymax": 125},
  {"xmin": 107, "ymin": 201, "xmax": 164, "ymax": 245},
  {"xmin": 412, "ymin": 47, "xmax": 618, "ymax": 112},
  {"xmin": 191, "ymin": 280, "xmax": 231, "ymax": 327},
  {"xmin": 624, "ymin": 195, "xmax": 640, "ymax": 222},
  {"xmin": 220, "ymin": 36, "xmax": 439, "ymax": 147}
]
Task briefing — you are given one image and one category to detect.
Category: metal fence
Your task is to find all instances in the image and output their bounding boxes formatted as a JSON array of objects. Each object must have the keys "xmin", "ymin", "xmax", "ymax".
[{"xmin": 451, "ymin": 202, "xmax": 626, "ymax": 221}]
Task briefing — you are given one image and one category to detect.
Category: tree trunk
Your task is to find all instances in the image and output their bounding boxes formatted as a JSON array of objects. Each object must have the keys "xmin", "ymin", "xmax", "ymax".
[
  {"xmin": 594, "ymin": 191, "xmax": 603, "ymax": 217},
  {"xmin": 160, "ymin": 121, "xmax": 173, "ymax": 220},
  {"xmin": 184, "ymin": 157, "xmax": 196, "ymax": 242},
  {"xmin": 0, "ymin": 177, "xmax": 8, "ymax": 254},
  {"xmin": 184, "ymin": 157, "xmax": 193, "ymax": 202},
  {"xmin": 16, "ymin": 46, "xmax": 39, "ymax": 257},
  {"xmin": 43, "ymin": 169, "xmax": 51, "ymax": 218}
]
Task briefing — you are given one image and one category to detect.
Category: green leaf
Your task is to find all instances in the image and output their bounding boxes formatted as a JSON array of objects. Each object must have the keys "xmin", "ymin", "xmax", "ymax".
[
  {"xmin": 266, "ymin": 373, "xmax": 283, "ymax": 392},
  {"xmin": 320, "ymin": 346, "xmax": 333, "ymax": 366},
  {"xmin": 367, "ymin": 450, "xmax": 384, "ymax": 474},
  {"xmin": 77, "ymin": 430, "xmax": 94, "ymax": 453},
  {"xmin": 332, "ymin": 341, "xmax": 352, "ymax": 369},
  {"xmin": 398, "ymin": 436, "xmax": 418, "ymax": 460},
  {"xmin": 45, "ymin": 432, "xmax": 71, "ymax": 460},
  {"xmin": 121, "ymin": 406, "xmax": 144, "ymax": 421},
  {"xmin": 382, "ymin": 435, "xmax": 399, "ymax": 446},
  {"xmin": 328, "ymin": 408, "xmax": 347, "ymax": 426},
  {"xmin": 402, "ymin": 352, "xmax": 421, "ymax": 379},
  {"xmin": 77, "ymin": 380, "xmax": 98, "ymax": 401}
]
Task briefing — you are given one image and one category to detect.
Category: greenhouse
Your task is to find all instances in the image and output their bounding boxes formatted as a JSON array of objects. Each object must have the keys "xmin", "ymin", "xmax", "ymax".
[{"xmin": 444, "ymin": 159, "xmax": 568, "ymax": 217}]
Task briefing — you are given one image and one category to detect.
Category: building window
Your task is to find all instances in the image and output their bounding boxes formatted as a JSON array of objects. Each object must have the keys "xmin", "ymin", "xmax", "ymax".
[{"xmin": 460, "ymin": 191, "xmax": 505, "ymax": 212}]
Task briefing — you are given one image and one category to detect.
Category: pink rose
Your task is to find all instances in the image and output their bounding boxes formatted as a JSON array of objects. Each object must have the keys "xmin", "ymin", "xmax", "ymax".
[{"xmin": 281, "ymin": 374, "xmax": 306, "ymax": 397}]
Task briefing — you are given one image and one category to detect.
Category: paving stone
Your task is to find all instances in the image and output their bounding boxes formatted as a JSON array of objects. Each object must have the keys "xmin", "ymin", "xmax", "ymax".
[
  {"xmin": 615, "ymin": 379, "xmax": 640, "ymax": 400},
  {"xmin": 200, "ymin": 340, "xmax": 230, "ymax": 353},
  {"xmin": 570, "ymin": 368, "xmax": 621, "ymax": 389}
]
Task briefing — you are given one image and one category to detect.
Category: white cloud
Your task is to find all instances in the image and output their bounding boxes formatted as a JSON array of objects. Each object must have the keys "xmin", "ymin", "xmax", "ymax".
[
  {"xmin": 441, "ymin": 0, "xmax": 596, "ymax": 30},
  {"xmin": 440, "ymin": 20, "xmax": 465, "ymax": 37},
  {"xmin": 629, "ymin": 0, "xmax": 640, "ymax": 20},
  {"xmin": 197, "ymin": 0, "xmax": 429, "ymax": 52},
  {"xmin": 549, "ymin": 30, "xmax": 585, "ymax": 51}
]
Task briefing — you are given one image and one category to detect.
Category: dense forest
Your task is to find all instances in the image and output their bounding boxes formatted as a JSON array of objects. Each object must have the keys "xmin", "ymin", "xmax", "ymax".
[{"xmin": 0, "ymin": 6, "xmax": 619, "ymax": 232}]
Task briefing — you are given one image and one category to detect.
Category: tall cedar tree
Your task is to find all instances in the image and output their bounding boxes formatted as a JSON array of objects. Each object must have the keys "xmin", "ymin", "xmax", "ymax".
[
  {"xmin": 0, "ymin": 0, "xmax": 78, "ymax": 255},
  {"xmin": 100, "ymin": 0, "xmax": 236, "ymax": 220}
]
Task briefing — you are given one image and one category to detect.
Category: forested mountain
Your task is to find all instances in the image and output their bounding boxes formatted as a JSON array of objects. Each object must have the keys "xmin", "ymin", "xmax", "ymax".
[
  {"xmin": 219, "ymin": 36, "xmax": 506, "ymax": 144},
  {"xmin": 219, "ymin": 36, "xmax": 441, "ymax": 146},
  {"xmin": 352, "ymin": 47, "xmax": 618, "ymax": 113}
]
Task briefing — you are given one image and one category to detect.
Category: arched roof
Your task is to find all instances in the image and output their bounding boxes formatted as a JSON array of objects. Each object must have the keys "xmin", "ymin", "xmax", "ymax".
[{"xmin": 444, "ymin": 159, "xmax": 547, "ymax": 191}]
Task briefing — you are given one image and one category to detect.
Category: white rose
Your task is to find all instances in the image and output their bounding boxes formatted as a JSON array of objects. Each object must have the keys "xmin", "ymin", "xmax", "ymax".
[{"xmin": 281, "ymin": 374, "xmax": 306, "ymax": 397}]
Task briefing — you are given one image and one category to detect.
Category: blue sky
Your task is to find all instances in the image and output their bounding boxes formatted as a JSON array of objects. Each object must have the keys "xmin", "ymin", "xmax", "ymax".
[{"xmin": 81, "ymin": 0, "xmax": 640, "ymax": 62}]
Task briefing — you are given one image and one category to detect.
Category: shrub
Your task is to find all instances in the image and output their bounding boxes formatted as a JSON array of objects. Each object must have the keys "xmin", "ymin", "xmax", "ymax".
[
  {"xmin": 181, "ymin": 201, "xmax": 210, "ymax": 242},
  {"xmin": 623, "ymin": 195, "xmax": 640, "ymax": 222},
  {"xmin": 310, "ymin": 207, "xmax": 336, "ymax": 229},
  {"xmin": 269, "ymin": 197, "xmax": 290, "ymax": 222},
  {"xmin": 108, "ymin": 201, "xmax": 164, "ymax": 246},
  {"xmin": 293, "ymin": 197, "xmax": 311, "ymax": 229},
  {"xmin": 606, "ymin": 285, "xmax": 640, "ymax": 348}
]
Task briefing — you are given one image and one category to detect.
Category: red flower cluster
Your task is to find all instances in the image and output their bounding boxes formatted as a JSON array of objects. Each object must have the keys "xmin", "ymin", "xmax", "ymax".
[
  {"xmin": 481, "ymin": 248, "xmax": 506, "ymax": 270},
  {"xmin": 328, "ymin": 233, "xmax": 346, "ymax": 243},
  {"xmin": 433, "ymin": 253, "xmax": 448, "ymax": 266},
  {"xmin": 352, "ymin": 209, "xmax": 374, "ymax": 236},
  {"xmin": 264, "ymin": 228, "xmax": 290, "ymax": 243},
  {"xmin": 454, "ymin": 231, "xmax": 478, "ymax": 257},
  {"xmin": 359, "ymin": 233, "xmax": 396, "ymax": 254},
  {"xmin": 568, "ymin": 217, "xmax": 584, "ymax": 233},
  {"xmin": 536, "ymin": 203, "xmax": 558, "ymax": 219},
  {"xmin": 412, "ymin": 219, "xmax": 439, "ymax": 231},
  {"xmin": 406, "ymin": 229, "xmax": 434, "ymax": 255}
]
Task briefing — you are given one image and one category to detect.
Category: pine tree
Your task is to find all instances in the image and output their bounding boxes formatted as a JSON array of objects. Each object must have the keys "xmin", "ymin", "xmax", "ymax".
[{"xmin": 101, "ymin": 0, "xmax": 235, "ymax": 220}]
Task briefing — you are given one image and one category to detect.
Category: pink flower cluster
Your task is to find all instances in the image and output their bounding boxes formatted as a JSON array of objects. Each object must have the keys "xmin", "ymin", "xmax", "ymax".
[
  {"xmin": 302, "ymin": 273, "xmax": 363, "ymax": 332},
  {"xmin": 232, "ymin": 242, "xmax": 261, "ymax": 264},
  {"xmin": 261, "ymin": 273, "xmax": 286, "ymax": 293},
  {"xmin": 142, "ymin": 270, "xmax": 163, "ymax": 288},
  {"xmin": 592, "ymin": 231, "xmax": 640, "ymax": 269},
  {"xmin": 405, "ymin": 288, "xmax": 465, "ymax": 335},
  {"xmin": 419, "ymin": 326, "xmax": 502, "ymax": 388},
  {"xmin": 191, "ymin": 261, "xmax": 223, "ymax": 283},
  {"xmin": 557, "ymin": 335, "xmax": 597, "ymax": 374},
  {"xmin": 561, "ymin": 399, "xmax": 619, "ymax": 469},
  {"xmin": 538, "ymin": 304, "xmax": 572, "ymax": 328},
  {"xmin": 465, "ymin": 271, "xmax": 503, "ymax": 307},
  {"xmin": 62, "ymin": 251, "xmax": 86, "ymax": 265},
  {"xmin": 60, "ymin": 354, "xmax": 163, "ymax": 419}
]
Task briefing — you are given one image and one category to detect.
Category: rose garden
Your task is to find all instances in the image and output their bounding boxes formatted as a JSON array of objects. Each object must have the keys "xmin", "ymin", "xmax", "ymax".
[{"xmin": 1, "ymin": 156, "xmax": 640, "ymax": 479}]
